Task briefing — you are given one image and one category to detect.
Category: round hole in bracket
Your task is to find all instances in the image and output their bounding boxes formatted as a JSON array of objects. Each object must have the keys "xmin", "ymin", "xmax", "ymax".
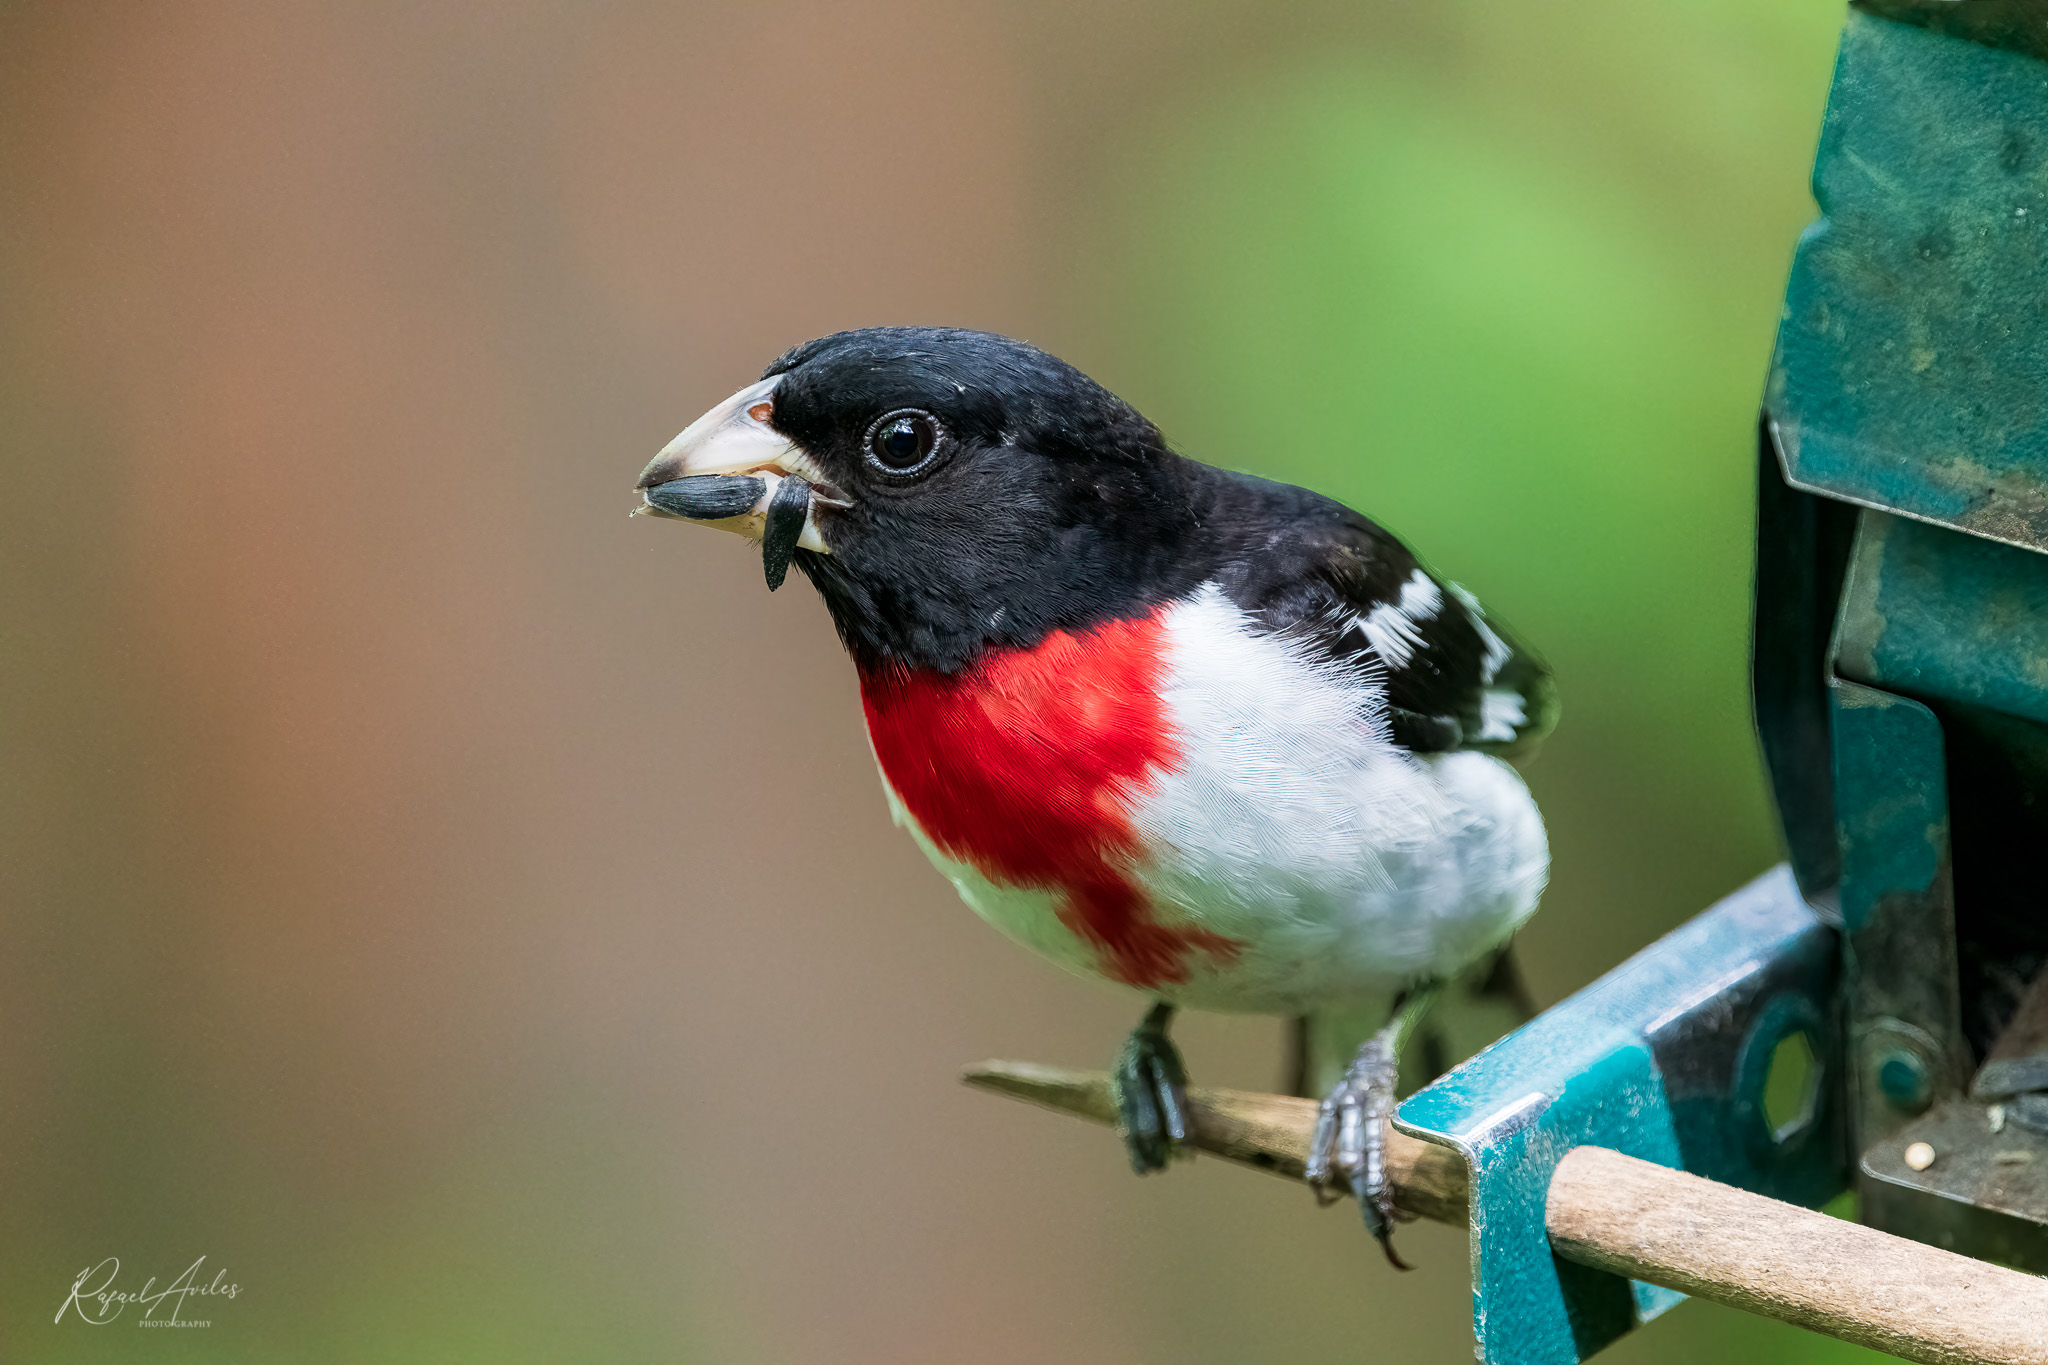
[{"xmin": 1762, "ymin": 1027, "xmax": 1822, "ymax": 1144}]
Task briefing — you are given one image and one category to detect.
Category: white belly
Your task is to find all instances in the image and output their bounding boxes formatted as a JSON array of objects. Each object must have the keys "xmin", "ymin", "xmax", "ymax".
[{"xmin": 885, "ymin": 586, "xmax": 1549, "ymax": 1014}]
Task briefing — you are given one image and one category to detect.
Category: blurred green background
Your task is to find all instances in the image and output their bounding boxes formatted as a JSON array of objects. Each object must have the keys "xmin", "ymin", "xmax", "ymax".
[{"xmin": 0, "ymin": 1, "xmax": 1899, "ymax": 1361}]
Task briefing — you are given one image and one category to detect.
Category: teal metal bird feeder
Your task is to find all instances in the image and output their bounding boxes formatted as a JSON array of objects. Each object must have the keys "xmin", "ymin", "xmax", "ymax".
[{"xmin": 1392, "ymin": 4, "xmax": 2048, "ymax": 1360}]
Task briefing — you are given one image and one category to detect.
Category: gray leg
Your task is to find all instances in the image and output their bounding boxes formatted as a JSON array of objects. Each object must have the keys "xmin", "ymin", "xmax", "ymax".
[
  {"xmin": 1304, "ymin": 983, "xmax": 1442, "ymax": 1268},
  {"xmin": 1113, "ymin": 1001, "xmax": 1189, "ymax": 1174}
]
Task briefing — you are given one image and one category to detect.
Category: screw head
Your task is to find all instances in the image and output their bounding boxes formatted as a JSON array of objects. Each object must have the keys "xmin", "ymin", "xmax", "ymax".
[{"xmin": 1879, "ymin": 1050, "xmax": 1933, "ymax": 1112}]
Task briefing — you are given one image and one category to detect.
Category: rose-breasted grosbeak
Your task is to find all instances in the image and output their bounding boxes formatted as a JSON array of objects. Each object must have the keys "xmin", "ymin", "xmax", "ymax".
[{"xmin": 635, "ymin": 327, "xmax": 1554, "ymax": 1263}]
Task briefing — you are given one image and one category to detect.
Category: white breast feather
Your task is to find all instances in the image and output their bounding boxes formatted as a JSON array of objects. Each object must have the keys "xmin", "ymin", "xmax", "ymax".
[
  {"xmin": 1125, "ymin": 585, "xmax": 1548, "ymax": 1013},
  {"xmin": 875, "ymin": 584, "xmax": 1549, "ymax": 1016}
]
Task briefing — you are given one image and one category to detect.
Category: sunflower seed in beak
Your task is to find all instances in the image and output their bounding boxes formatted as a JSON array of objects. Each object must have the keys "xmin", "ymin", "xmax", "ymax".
[
  {"xmin": 761, "ymin": 475, "xmax": 812, "ymax": 591},
  {"xmin": 644, "ymin": 474, "xmax": 768, "ymax": 521}
]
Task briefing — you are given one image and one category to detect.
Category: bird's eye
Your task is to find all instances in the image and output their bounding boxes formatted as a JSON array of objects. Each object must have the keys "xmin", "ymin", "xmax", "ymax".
[{"xmin": 866, "ymin": 410, "xmax": 941, "ymax": 473}]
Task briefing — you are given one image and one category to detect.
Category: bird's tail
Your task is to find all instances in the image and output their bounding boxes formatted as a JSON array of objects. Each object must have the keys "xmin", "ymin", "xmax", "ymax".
[{"xmin": 1286, "ymin": 944, "xmax": 1538, "ymax": 1099}]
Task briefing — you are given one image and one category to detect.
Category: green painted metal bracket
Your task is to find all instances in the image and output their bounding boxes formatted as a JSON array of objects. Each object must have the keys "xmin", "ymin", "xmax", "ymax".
[
  {"xmin": 1835, "ymin": 509, "xmax": 2048, "ymax": 726},
  {"xmin": 1824, "ymin": 511, "xmax": 2048, "ymax": 1265},
  {"xmin": 1829, "ymin": 676, "xmax": 1966, "ymax": 1146},
  {"xmin": 1856, "ymin": 0, "xmax": 2048, "ymax": 65},
  {"xmin": 1769, "ymin": 10, "xmax": 2048, "ymax": 553},
  {"xmin": 1396, "ymin": 869, "xmax": 1843, "ymax": 1365}
]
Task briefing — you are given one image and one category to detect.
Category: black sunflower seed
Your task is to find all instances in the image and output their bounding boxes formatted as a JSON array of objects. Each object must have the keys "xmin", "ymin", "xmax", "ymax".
[
  {"xmin": 761, "ymin": 476, "xmax": 811, "ymax": 591},
  {"xmin": 644, "ymin": 474, "xmax": 766, "ymax": 521}
]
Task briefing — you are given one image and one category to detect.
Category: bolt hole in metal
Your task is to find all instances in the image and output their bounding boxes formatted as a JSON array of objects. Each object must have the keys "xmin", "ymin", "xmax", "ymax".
[
  {"xmin": 1878, "ymin": 1049, "xmax": 1934, "ymax": 1114},
  {"xmin": 1762, "ymin": 1028, "xmax": 1823, "ymax": 1144},
  {"xmin": 1734, "ymin": 992, "xmax": 1831, "ymax": 1160}
]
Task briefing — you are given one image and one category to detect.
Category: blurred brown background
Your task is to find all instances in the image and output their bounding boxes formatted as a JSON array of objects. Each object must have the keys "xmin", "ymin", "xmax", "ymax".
[{"xmin": 1, "ymin": 2, "xmax": 1886, "ymax": 1361}]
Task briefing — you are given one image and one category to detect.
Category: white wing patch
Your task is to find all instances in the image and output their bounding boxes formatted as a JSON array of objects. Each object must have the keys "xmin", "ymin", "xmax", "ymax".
[
  {"xmin": 1477, "ymin": 687, "xmax": 1526, "ymax": 742},
  {"xmin": 1358, "ymin": 569, "xmax": 1443, "ymax": 670},
  {"xmin": 1449, "ymin": 582, "xmax": 1513, "ymax": 684}
]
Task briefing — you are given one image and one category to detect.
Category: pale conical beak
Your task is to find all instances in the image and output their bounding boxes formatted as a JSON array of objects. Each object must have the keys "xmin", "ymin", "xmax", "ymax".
[{"xmin": 632, "ymin": 375, "xmax": 836, "ymax": 567}]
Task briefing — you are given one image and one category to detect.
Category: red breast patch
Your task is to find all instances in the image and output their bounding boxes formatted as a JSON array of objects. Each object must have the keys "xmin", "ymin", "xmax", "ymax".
[{"xmin": 859, "ymin": 611, "xmax": 1242, "ymax": 989}]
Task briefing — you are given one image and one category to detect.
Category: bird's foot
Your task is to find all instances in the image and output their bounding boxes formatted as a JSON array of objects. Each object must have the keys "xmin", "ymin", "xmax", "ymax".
[
  {"xmin": 1113, "ymin": 1002, "xmax": 1189, "ymax": 1174},
  {"xmin": 1304, "ymin": 1026, "xmax": 1411, "ymax": 1269}
]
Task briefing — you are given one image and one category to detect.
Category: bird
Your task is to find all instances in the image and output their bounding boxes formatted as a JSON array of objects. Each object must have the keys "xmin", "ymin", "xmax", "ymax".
[{"xmin": 633, "ymin": 326, "xmax": 1555, "ymax": 1264}]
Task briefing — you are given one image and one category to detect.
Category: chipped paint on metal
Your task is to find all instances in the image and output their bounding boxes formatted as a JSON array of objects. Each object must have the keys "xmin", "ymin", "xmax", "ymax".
[
  {"xmin": 1397, "ymin": 868, "xmax": 1842, "ymax": 1364},
  {"xmin": 1769, "ymin": 12, "xmax": 2048, "ymax": 555},
  {"xmin": 1836, "ymin": 510, "xmax": 2048, "ymax": 725}
]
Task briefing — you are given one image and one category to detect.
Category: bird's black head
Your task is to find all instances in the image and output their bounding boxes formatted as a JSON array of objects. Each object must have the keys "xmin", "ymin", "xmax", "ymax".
[{"xmin": 636, "ymin": 327, "xmax": 1214, "ymax": 673}]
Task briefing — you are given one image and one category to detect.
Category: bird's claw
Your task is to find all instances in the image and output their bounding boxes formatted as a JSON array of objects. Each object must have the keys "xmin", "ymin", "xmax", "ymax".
[
  {"xmin": 1114, "ymin": 1002, "xmax": 1189, "ymax": 1174},
  {"xmin": 1305, "ymin": 1031, "xmax": 1411, "ymax": 1269}
]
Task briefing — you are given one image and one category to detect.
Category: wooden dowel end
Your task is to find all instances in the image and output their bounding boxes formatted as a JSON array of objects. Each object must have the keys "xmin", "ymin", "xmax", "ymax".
[{"xmin": 1547, "ymin": 1147, "xmax": 2048, "ymax": 1365}]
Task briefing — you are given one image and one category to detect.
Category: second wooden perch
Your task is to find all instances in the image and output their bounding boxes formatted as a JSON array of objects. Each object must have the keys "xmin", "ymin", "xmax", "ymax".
[{"xmin": 965, "ymin": 1060, "xmax": 2048, "ymax": 1365}]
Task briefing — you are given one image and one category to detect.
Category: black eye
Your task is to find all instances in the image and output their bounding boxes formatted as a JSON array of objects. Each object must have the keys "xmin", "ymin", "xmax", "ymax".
[{"xmin": 866, "ymin": 410, "xmax": 941, "ymax": 473}]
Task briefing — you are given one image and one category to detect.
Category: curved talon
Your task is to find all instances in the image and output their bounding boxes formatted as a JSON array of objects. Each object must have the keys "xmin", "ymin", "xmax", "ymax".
[
  {"xmin": 1307, "ymin": 1014, "xmax": 1421, "ymax": 1269},
  {"xmin": 1148, "ymin": 1050, "xmax": 1189, "ymax": 1144}
]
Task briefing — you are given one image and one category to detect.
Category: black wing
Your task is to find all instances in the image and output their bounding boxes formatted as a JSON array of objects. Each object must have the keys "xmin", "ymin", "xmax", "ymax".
[{"xmin": 1208, "ymin": 472, "xmax": 1557, "ymax": 760}]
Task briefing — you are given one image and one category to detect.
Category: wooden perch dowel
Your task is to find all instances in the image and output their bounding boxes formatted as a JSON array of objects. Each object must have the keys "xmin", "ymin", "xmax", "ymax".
[
  {"xmin": 965, "ymin": 1060, "xmax": 2048, "ymax": 1365},
  {"xmin": 1547, "ymin": 1148, "xmax": 2048, "ymax": 1365},
  {"xmin": 964, "ymin": 1059, "xmax": 1468, "ymax": 1224}
]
